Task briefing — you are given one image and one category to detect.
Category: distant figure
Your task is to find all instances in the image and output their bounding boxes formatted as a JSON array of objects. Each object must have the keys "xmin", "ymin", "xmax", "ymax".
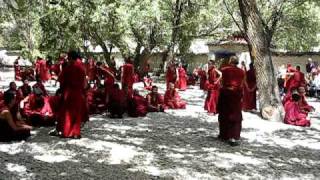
[
  {"xmin": 306, "ymin": 58, "xmax": 315, "ymax": 74},
  {"xmin": 33, "ymin": 75, "xmax": 48, "ymax": 96},
  {"xmin": 146, "ymin": 86, "xmax": 165, "ymax": 112},
  {"xmin": 164, "ymin": 83, "xmax": 186, "ymax": 109},
  {"xmin": 85, "ymin": 57, "xmax": 96, "ymax": 84},
  {"xmin": 35, "ymin": 57, "xmax": 50, "ymax": 82},
  {"xmin": 108, "ymin": 84, "xmax": 126, "ymax": 118},
  {"xmin": 217, "ymin": 56, "xmax": 245, "ymax": 146},
  {"xmin": 242, "ymin": 63, "xmax": 257, "ymax": 111},
  {"xmin": 121, "ymin": 57, "xmax": 135, "ymax": 97},
  {"xmin": 14, "ymin": 57, "xmax": 22, "ymax": 81},
  {"xmin": 175, "ymin": 63, "xmax": 187, "ymax": 91},
  {"xmin": 166, "ymin": 60, "xmax": 177, "ymax": 89},
  {"xmin": 19, "ymin": 79, "xmax": 32, "ymax": 98},
  {"xmin": 204, "ymin": 60, "xmax": 221, "ymax": 115},
  {"xmin": 128, "ymin": 89, "xmax": 148, "ymax": 117}
]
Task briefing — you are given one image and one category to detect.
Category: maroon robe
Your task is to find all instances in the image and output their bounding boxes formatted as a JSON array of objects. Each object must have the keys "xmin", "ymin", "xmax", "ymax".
[
  {"xmin": 242, "ymin": 68, "xmax": 257, "ymax": 110},
  {"xmin": 217, "ymin": 65, "xmax": 245, "ymax": 140},
  {"xmin": 86, "ymin": 58, "xmax": 96, "ymax": 81},
  {"xmin": 19, "ymin": 84, "xmax": 32, "ymax": 98},
  {"xmin": 198, "ymin": 69, "xmax": 207, "ymax": 90},
  {"xmin": 146, "ymin": 93, "xmax": 166, "ymax": 112},
  {"xmin": 36, "ymin": 59, "xmax": 50, "ymax": 82},
  {"xmin": 32, "ymin": 82, "xmax": 48, "ymax": 96},
  {"xmin": 58, "ymin": 59, "xmax": 88, "ymax": 137},
  {"xmin": 166, "ymin": 64, "xmax": 176, "ymax": 89},
  {"xmin": 284, "ymin": 100, "xmax": 310, "ymax": 127},
  {"xmin": 14, "ymin": 61, "xmax": 22, "ymax": 81},
  {"xmin": 204, "ymin": 67, "xmax": 220, "ymax": 114},
  {"xmin": 143, "ymin": 77, "xmax": 153, "ymax": 91},
  {"xmin": 164, "ymin": 89, "xmax": 186, "ymax": 109},
  {"xmin": 121, "ymin": 63, "xmax": 135, "ymax": 96},
  {"xmin": 109, "ymin": 87, "xmax": 126, "ymax": 117},
  {"xmin": 175, "ymin": 67, "xmax": 187, "ymax": 90},
  {"xmin": 128, "ymin": 94, "xmax": 148, "ymax": 117}
]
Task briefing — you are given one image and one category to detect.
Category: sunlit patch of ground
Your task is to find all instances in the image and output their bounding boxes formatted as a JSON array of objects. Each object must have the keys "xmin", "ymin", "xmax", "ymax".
[{"xmin": 0, "ymin": 69, "xmax": 320, "ymax": 179}]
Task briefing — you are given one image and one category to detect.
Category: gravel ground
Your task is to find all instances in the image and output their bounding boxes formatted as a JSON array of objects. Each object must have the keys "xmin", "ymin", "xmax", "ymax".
[{"xmin": 1, "ymin": 69, "xmax": 320, "ymax": 180}]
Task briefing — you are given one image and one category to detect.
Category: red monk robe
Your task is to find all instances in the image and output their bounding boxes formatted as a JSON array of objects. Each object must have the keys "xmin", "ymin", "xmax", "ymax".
[
  {"xmin": 147, "ymin": 86, "xmax": 166, "ymax": 112},
  {"xmin": 284, "ymin": 93, "xmax": 310, "ymax": 127},
  {"xmin": 166, "ymin": 61, "xmax": 177, "ymax": 89},
  {"xmin": 198, "ymin": 68, "xmax": 207, "ymax": 90},
  {"xmin": 143, "ymin": 76, "xmax": 153, "ymax": 91},
  {"xmin": 128, "ymin": 90, "xmax": 148, "ymax": 117},
  {"xmin": 86, "ymin": 57, "xmax": 96, "ymax": 82},
  {"xmin": 242, "ymin": 63, "xmax": 257, "ymax": 111},
  {"xmin": 33, "ymin": 80, "xmax": 48, "ymax": 96},
  {"xmin": 204, "ymin": 63, "xmax": 221, "ymax": 115},
  {"xmin": 86, "ymin": 85, "xmax": 107, "ymax": 115},
  {"xmin": 21, "ymin": 92, "xmax": 55, "ymax": 126},
  {"xmin": 35, "ymin": 58, "xmax": 50, "ymax": 82},
  {"xmin": 19, "ymin": 81, "xmax": 32, "ymax": 98},
  {"xmin": 108, "ymin": 84, "xmax": 126, "ymax": 118},
  {"xmin": 298, "ymin": 87, "xmax": 314, "ymax": 114},
  {"xmin": 121, "ymin": 58, "xmax": 135, "ymax": 97},
  {"xmin": 98, "ymin": 65, "xmax": 115, "ymax": 106},
  {"xmin": 175, "ymin": 64, "xmax": 187, "ymax": 91},
  {"xmin": 217, "ymin": 57, "xmax": 245, "ymax": 144},
  {"xmin": 164, "ymin": 83, "xmax": 186, "ymax": 109},
  {"xmin": 284, "ymin": 64, "xmax": 296, "ymax": 92},
  {"xmin": 0, "ymin": 95, "xmax": 31, "ymax": 142},
  {"xmin": 291, "ymin": 66, "xmax": 306, "ymax": 90},
  {"xmin": 14, "ymin": 58, "xmax": 22, "ymax": 81},
  {"xmin": 57, "ymin": 52, "xmax": 88, "ymax": 138}
]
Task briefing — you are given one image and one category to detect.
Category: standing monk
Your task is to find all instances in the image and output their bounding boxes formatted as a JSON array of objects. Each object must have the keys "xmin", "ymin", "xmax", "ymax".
[
  {"xmin": 14, "ymin": 57, "xmax": 22, "ymax": 81},
  {"xmin": 166, "ymin": 60, "xmax": 177, "ymax": 89},
  {"xmin": 175, "ymin": 63, "xmax": 188, "ymax": 91},
  {"xmin": 204, "ymin": 60, "xmax": 222, "ymax": 115},
  {"xmin": 85, "ymin": 57, "xmax": 96, "ymax": 84},
  {"xmin": 217, "ymin": 56, "xmax": 245, "ymax": 146},
  {"xmin": 35, "ymin": 57, "xmax": 50, "ymax": 82},
  {"xmin": 242, "ymin": 63, "xmax": 257, "ymax": 111},
  {"xmin": 121, "ymin": 57, "xmax": 135, "ymax": 97},
  {"xmin": 56, "ymin": 51, "xmax": 88, "ymax": 138}
]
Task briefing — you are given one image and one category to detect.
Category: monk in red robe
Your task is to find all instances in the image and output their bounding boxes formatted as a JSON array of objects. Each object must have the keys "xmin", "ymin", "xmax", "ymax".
[
  {"xmin": 166, "ymin": 60, "xmax": 177, "ymax": 89},
  {"xmin": 121, "ymin": 57, "xmax": 135, "ymax": 97},
  {"xmin": 86, "ymin": 57, "xmax": 96, "ymax": 84},
  {"xmin": 5, "ymin": 82, "xmax": 23, "ymax": 120},
  {"xmin": 14, "ymin": 57, "xmax": 22, "ymax": 81},
  {"xmin": 108, "ymin": 84, "xmax": 126, "ymax": 118},
  {"xmin": 242, "ymin": 63, "xmax": 257, "ymax": 111},
  {"xmin": 284, "ymin": 64, "xmax": 296, "ymax": 92},
  {"xmin": 33, "ymin": 76, "xmax": 48, "ymax": 96},
  {"xmin": 204, "ymin": 61, "xmax": 222, "ymax": 115},
  {"xmin": 164, "ymin": 83, "xmax": 186, "ymax": 109},
  {"xmin": 56, "ymin": 51, "xmax": 88, "ymax": 138},
  {"xmin": 96, "ymin": 64, "xmax": 115, "ymax": 106},
  {"xmin": 128, "ymin": 89, "xmax": 148, "ymax": 117},
  {"xmin": 143, "ymin": 75, "xmax": 153, "ymax": 91},
  {"xmin": 0, "ymin": 91, "xmax": 32, "ymax": 141},
  {"xmin": 297, "ymin": 86, "xmax": 314, "ymax": 114},
  {"xmin": 35, "ymin": 57, "xmax": 50, "ymax": 82},
  {"xmin": 284, "ymin": 93, "xmax": 310, "ymax": 127},
  {"xmin": 175, "ymin": 63, "xmax": 187, "ymax": 91},
  {"xmin": 198, "ymin": 67, "xmax": 207, "ymax": 90},
  {"xmin": 146, "ymin": 86, "xmax": 166, "ymax": 112},
  {"xmin": 20, "ymin": 87, "xmax": 55, "ymax": 126},
  {"xmin": 19, "ymin": 79, "xmax": 32, "ymax": 98},
  {"xmin": 217, "ymin": 56, "xmax": 245, "ymax": 146}
]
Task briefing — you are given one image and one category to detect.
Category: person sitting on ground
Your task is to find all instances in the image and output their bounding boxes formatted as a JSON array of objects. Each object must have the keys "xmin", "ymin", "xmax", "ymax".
[
  {"xmin": 284, "ymin": 92, "xmax": 311, "ymax": 127},
  {"xmin": 127, "ymin": 89, "xmax": 148, "ymax": 117},
  {"xmin": 20, "ymin": 87, "xmax": 55, "ymax": 126},
  {"xmin": 19, "ymin": 79, "xmax": 32, "ymax": 98},
  {"xmin": 33, "ymin": 75, "xmax": 48, "ymax": 96},
  {"xmin": 108, "ymin": 84, "xmax": 126, "ymax": 118},
  {"xmin": 146, "ymin": 86, "xmax": 166, "ymax": 112},
  {"xmin": 0, "ymin": 91, "xmax": 32, "ymax": 141},
  {"xmin": 164, "ymin": 83, "xmax": 186, "ymax": 109},
  {"xmin": 297, "ymin": 86, "xmax": 315, "ymax": 115}
]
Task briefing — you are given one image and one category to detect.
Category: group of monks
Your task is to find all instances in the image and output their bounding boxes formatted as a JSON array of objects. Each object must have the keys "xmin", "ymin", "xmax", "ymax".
[{"xmin": 0, "ymin": 51, "xmax": 315, "ymax": 146}]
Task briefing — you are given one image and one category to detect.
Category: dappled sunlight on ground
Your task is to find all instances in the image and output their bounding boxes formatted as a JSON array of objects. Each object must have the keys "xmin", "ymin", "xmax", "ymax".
[{"xmin": 0, "ymin": 70, "xmax": 320, "ymax": 179}]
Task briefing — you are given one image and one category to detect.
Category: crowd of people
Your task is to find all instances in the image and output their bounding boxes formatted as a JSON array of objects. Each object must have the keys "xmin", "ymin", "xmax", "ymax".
[{"xmin": 0, "ymin": 51, "xmax": 316, "ymax": 146}]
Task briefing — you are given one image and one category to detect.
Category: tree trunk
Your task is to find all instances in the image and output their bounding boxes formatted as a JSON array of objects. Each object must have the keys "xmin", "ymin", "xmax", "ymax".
[{"xmin": 238, "ymin": 0, "xmax": 284, "ymax": 121}]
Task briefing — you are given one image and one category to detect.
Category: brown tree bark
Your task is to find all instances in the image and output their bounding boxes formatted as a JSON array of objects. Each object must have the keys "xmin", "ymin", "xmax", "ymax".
[{"xmin": 238, "ymin": 0, "xmax": 284, "ymax": 121}]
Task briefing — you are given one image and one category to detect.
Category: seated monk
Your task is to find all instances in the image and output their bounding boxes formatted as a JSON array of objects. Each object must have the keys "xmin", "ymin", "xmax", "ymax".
[
  {"xmin": 108, "ymin": 84, "xmax": 126, "ymax": 118},
  {"xmin": 128, "ymin": 89, "xmax": 148, "ymax": 117},
  {"xmin": 297, "ymin": 86, "xmax": 315, "ymax": 115},
  {"xmin": 19, "ymin": 79, "xmax": 32, "ymax": 98},
  {"xmin": 86, "ymin": 84, "xmax": 107, "ymax": 115},
  {"xmin": 146, "ymin": 86, "xmax": 166, "ymax": 112},
  {"xmin": 284, "ymin": 93, "xmax": 311, "ymax": 127},
  {"xmin": 33, "ymin": 75, "xmax": 48, "ymax": 96},
  {"xmin": 143, "ymin": 75, "xmax": 153, "ymax": 91},
  {"xmin": 20, "ymin": 87, "xmax": 55, "ymax": 126},
  {"xmin": 164, "ymin": 83, "xmax": 186, "ymax": 109},
  {"xmin": 0, "ymin": 91, "xmax": 32, "ymax": 142}
]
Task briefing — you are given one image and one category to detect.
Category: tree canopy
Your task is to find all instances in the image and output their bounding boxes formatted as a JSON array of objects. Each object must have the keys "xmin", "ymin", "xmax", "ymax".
[{"xmin": 0, "ymin": 0, "xmax": 319, "ymax": 61}]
